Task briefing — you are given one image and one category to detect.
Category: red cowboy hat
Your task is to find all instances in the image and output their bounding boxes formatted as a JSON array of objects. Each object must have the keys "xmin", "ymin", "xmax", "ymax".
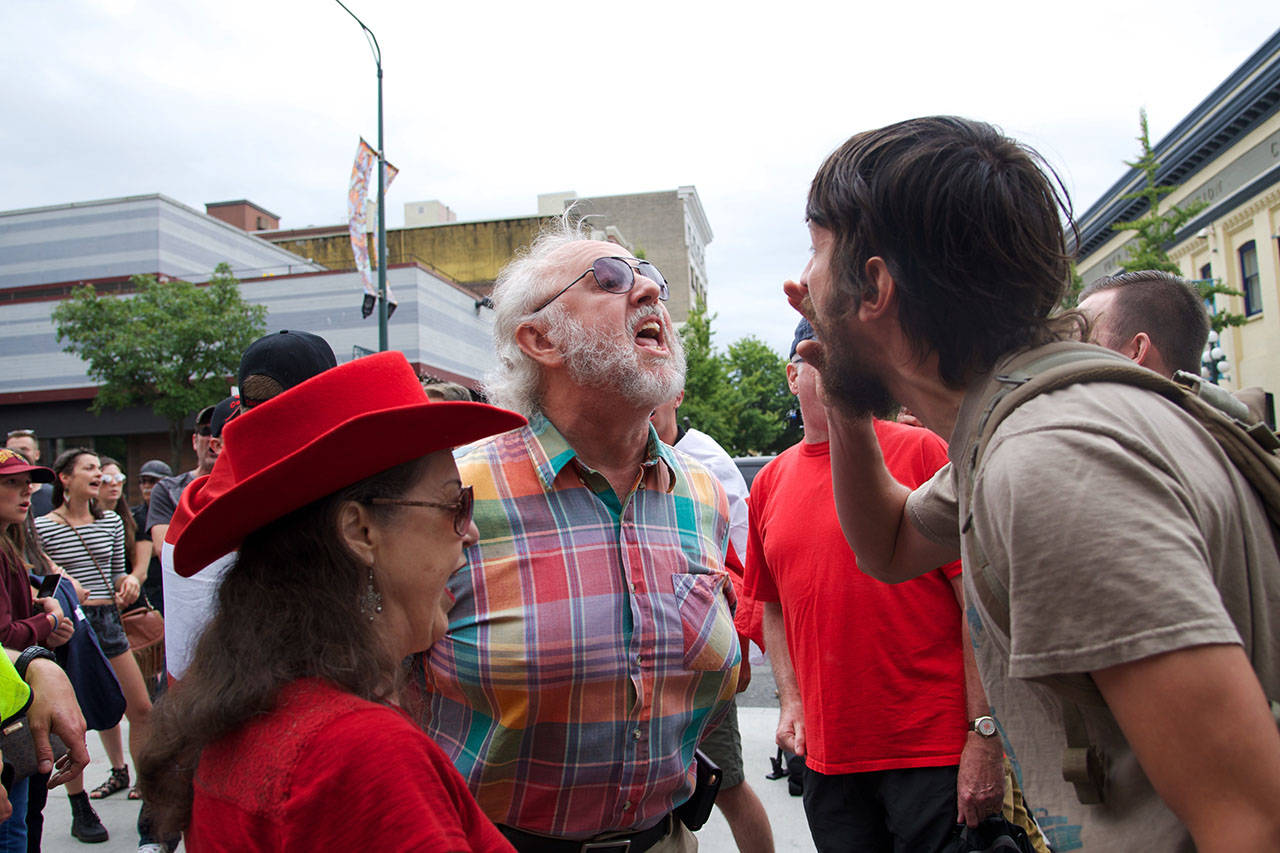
[{"xmin": 171, "ymin": 351, "xmax": 524, "ymax": 576}]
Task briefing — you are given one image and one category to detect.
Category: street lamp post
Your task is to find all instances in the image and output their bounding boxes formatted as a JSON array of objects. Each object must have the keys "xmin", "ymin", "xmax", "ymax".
[{"xmin": 335, "ymin": 0, "xmax": 389, "ymax": 352}]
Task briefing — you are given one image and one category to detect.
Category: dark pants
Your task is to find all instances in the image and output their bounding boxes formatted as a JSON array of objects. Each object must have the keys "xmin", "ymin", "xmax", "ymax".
[{"xmin": 802, "ymin": 764, "xmax": 959, "ymax": 853}]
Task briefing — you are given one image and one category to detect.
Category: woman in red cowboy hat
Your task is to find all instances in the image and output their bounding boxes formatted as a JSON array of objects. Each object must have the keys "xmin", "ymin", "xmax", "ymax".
[{"xmin": 137, "ymin": 352, "xmax": 525, "ymax": 852}]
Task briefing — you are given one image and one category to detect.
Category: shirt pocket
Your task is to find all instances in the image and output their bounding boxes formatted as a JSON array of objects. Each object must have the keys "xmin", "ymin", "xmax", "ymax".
[{"xmin": 670, "ymin": 571, "xmax": 738, "ymax": 672}]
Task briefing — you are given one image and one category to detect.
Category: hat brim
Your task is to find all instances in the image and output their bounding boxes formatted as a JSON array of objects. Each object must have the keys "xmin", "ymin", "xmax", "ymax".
[
  {"xmin": 12, "ymin": 464, "xmax": 55, "ymax": 484},
  {"xmin": 172, "ymin": 400, "xmax": 524, "ymax": 576}
]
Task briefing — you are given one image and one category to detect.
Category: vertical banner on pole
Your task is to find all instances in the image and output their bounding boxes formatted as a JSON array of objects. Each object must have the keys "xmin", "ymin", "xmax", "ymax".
[{"xmin": 347, "ymin": 138, "xmax": 399, "ymax": 318}]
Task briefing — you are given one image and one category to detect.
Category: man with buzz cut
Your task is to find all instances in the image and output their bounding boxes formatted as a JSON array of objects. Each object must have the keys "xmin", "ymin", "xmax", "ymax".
[
  {"xmin": 414, "ymin": 221, "xmax": 740, "ymax": 853},
  {"xmin": 1077, "ymin": 270, "xmax": 1211, "ymax": 380},
  {"xmin": 785, "ymin": 115, "xmax": 1280, "ymax": 851}
]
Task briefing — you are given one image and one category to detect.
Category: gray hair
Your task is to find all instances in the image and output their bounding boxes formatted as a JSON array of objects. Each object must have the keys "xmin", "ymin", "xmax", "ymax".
[{"xmin": 483, "ymin": 215, "xmax": 592, "ymax": 418}]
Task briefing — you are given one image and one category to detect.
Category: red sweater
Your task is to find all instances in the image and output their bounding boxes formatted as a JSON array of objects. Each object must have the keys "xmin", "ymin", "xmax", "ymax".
[
  {"xmin": 188, "ymin": 679, "xmax": 513, "ymax": 852},
  {"xmin": 0, "ymin": 550, "xmax": 50, "ymax": 650}
]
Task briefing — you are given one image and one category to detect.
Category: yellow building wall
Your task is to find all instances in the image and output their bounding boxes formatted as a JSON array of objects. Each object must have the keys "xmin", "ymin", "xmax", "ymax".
[
  {"xmin": 1079, "ymin": 109, "xmax": 1280, "ymax": 396},
  {"xmin": 272, "ymin": 216, "xmax": 553, "ymax": 291}
]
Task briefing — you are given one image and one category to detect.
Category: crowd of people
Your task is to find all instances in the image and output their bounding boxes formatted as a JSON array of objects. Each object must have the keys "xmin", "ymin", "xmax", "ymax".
[{"xmin": 0, "ymin": 115, "xmax": 1277, "ymax": 853}]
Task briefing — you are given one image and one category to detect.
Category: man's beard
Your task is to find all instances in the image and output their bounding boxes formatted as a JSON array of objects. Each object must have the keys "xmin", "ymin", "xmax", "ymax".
[
  {"xmin": 545, "ymin": 305, "xmax": 686, "ymax": 410},
  {"xmin": 810, "ymin": 307, "xmax": 898, "ymax": 420}
]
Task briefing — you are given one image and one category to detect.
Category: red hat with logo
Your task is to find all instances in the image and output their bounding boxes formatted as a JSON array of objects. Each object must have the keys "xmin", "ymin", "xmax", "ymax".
[
  {"xmin": 0, "ymin": 449, "xmax": 54, "ymax": 483},
  {"xmin": 171, "ymin": 351, "xmax": 524, "ymax": 576}
]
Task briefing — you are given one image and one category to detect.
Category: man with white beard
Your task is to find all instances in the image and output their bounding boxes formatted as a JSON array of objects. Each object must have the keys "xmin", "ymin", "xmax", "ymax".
[{"xmin": 412, "ymin": 223, "xmax": 741, "ymax": 853}]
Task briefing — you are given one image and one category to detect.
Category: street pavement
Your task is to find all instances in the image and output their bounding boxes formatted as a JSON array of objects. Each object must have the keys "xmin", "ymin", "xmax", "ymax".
[{"xmin": 41, "ymin": 645, "xmax": 814, "ymax": 853}]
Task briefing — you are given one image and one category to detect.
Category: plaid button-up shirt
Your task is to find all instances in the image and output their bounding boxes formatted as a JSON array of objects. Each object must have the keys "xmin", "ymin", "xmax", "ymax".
[{"xmin": 418, "ymin": 415, "xmax": 740, "ymax": 838}]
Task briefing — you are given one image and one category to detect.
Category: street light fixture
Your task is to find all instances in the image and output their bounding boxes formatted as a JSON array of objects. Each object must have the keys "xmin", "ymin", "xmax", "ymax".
[{"xmin": 335, "ymin": 0, "xmax": 390, "ymax": 352}]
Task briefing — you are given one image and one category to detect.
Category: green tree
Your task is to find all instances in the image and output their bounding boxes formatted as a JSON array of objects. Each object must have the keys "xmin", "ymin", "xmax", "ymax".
[
  {"xmin": 52, "ymin": 263, "xmax": 268, "ymax": 468},
  {"xmin": 678, "ymin": 296, "xmax": 735, "ymax": 444},
  {"xmin": 1111, "ymin": 109, "xmax": 1243, "ymax": 331},
  {"xmin": 678, "ymin": 297, "xmax": 799, "ymax": 457},
  {"xmin": 721, "ymin": 337, "xmax": 797, "ymax": 455}
]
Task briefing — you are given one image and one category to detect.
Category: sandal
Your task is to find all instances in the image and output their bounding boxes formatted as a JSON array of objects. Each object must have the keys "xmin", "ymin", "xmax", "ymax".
[
  {"xmin": 88, "ymin": 765, "xmax": 129, "ymax": 799},
  {"xmin": 128, "ymin": 786, "xmax": 143, "ymax": 800}
]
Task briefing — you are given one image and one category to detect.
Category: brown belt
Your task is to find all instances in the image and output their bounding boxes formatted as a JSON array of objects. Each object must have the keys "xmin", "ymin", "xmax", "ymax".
[{"xmin": 497, "ymin": 813, "xmax": 674, "ymax": 853}]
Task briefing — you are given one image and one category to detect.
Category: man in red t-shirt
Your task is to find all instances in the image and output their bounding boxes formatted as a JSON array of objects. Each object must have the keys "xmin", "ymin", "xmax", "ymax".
[{"xmin": 743, "ymin": 320, "xmax": 1003, "ymax": 852}]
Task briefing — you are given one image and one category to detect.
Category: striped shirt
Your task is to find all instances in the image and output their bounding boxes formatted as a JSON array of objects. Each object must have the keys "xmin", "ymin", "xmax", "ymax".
[
  {"xmin": 34, "ymin": 512, "xmax": 126, "ymax": 599},
  {"xmin": 417, "ymin": 415, "xmax": 741, "ymax": 839}
]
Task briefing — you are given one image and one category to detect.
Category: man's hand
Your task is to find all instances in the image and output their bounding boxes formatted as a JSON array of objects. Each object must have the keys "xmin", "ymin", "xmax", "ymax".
[
  {"xmin": 955, "ymin": 732, "xmax": 1004, "ymax": 827},
  {"xmin": 775, "ymin": 697, "xmax": 806, "ymax": 757},
  {"xmin": 783, "ymin": 280, "xmax": 827, "ymax": 374},
  {"xmin": 23, "ymin": 658, "xmax": 90, "ymax": 787}
]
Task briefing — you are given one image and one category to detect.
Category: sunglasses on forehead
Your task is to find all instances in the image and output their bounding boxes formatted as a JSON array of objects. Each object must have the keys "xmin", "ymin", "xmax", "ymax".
[{"xmin": 531, "ymin": 256, "xmax": 669, "ymax": 314}]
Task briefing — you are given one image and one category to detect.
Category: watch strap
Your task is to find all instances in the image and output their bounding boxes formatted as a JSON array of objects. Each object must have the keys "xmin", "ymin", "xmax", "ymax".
[{"xmin": 15, "ymin": 646, "xmax": 57, "ymax": 681}]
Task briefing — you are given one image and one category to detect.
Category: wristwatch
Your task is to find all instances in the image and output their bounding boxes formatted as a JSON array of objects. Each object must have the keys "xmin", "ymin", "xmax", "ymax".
[
  {"xmin": 15, "ymin": 646, "xmax": 57, "ymax": 681},
  {"xmin": 969, "ymin": 715, "xmax": 998, "ymax": 738}
]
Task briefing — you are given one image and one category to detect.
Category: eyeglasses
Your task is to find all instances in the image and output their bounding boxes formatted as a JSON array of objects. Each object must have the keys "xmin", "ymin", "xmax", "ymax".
[
  {"xmin": 367, "ymin": 486, "xmax": 474, "ymax": 537},
  {"xmin": 101, "ymin": 473, "xmax": 126, "ymax": 484},
  {"xmin": 6, "ymin": 430, "xmax": 35, "ymax": 439},
  {"xmin": 531, "ymin": 257, "xmax": 669, "ymax": 314}
]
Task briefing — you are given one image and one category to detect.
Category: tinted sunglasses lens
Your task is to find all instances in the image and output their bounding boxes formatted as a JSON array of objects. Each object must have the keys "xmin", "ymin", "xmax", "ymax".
[
  {"xmin": 636, "ymin": 262, "xmax": 669, "ymax": 300},
  {"xmin": 591, "ymin": 257, "xmax": 634, "ymax": 293},
  {"xmin": 455, "ymin": 486, "xmax": 474, "ymax": 536}
]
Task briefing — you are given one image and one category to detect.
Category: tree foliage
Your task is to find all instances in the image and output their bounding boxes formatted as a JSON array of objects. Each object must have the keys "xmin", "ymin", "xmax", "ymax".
[
  {"xmin": 678, "ymin": 297, "xmax": 799, "ymax": 457},
  {"xmin": 52, "ymin": 263, "xmax": 268, "ymax": 467},
  {"xmin": 1111, "ymin": 109, "xmax": 1244, "ymax": 331}
]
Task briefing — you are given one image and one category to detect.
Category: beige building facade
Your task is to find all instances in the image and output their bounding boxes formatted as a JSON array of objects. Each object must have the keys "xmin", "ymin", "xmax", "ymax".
[{"xmin": 1074, "ymin": 29, "xmax": 1280, "ymax": 395}]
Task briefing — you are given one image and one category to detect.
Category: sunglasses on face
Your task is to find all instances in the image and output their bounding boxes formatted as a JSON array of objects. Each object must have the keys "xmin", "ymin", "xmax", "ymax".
[
  {"xmin": 531, "ymin": 256, "xmax": 669, "ymax": 314},
  {"xmin": 101, "ymin": 473, "xmax": 126, "ymax": 485},
  {"xmin": 368, "ymin": 485, "xmax": 475, "ymax": 537}
]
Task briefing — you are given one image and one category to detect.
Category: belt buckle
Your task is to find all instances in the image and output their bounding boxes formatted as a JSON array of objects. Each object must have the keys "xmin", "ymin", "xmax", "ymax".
[{"xmin": 581, "ymin": 841, "xmax": 630, "ymax": 853}]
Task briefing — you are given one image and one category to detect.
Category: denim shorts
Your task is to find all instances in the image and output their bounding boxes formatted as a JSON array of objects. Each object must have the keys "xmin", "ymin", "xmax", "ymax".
[{"xmin": 81, "ymin": 604, "xmax": 131, "ymax": 658}]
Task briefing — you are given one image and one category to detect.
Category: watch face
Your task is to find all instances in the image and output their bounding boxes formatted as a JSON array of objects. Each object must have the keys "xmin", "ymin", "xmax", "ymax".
[{"xmin": 974, "ymin": 717, "xmax": 998, "ymax": 737}]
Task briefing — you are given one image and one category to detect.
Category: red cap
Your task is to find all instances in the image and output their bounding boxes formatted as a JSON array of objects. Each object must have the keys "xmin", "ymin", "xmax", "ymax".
[
  {"xmin": 171, "ymin": 351, "xmax": 525, "ymax": 576},
  {"xmin": 0, "ymin": 449, "xmax": 54, "ymax": 483}
]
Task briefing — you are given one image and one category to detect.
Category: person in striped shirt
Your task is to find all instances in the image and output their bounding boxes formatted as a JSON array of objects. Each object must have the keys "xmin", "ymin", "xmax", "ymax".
[{"xmin": 412, "ymin": 221, "xmax": 741, "ymax": 853}]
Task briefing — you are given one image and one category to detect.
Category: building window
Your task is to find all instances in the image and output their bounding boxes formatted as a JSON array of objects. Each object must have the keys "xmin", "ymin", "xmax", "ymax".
[
  {"xmin": 1239, "ymin": 241, "xmax": 1261, "ymax": 316},
  {"xmin": 1199, "ymin": 263, "xmax": 1214, "ymax": 313}
]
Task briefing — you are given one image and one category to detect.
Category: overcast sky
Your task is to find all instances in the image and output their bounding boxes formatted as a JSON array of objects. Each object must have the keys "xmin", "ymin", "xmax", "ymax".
[{"xmin": 4, "ymin": 1, "xmax": 1277, "ymax": 357}]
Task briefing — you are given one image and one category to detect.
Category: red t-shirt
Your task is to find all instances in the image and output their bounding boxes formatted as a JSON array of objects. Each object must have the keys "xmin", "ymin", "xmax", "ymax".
[
  {"xmin": 744, "ymin": 421, "xmax": 966, "ymax": 775},
  {"xmin": 188, "ymin": 679, "xmax": 513, "ymax": 852}
]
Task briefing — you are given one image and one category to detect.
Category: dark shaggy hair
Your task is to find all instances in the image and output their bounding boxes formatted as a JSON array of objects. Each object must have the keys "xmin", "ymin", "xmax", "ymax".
[
  {"xmin": 136, "ymin": 454, "xmax": 433, "ymax": 835},
  {"xmin": 807, "ymin": 116, "xmax": 1081, "ymax": 386},
  {"xmin": 1080, "ymin": 270, "xmax": 1210, "ymax": 376},
  {"xmin": 50, "ymin": 448, "xmax": 103, "ymax": 519}
]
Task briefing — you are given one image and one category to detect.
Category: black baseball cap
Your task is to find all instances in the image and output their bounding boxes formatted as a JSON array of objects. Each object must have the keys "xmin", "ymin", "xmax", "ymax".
[{"xmin": 239, "ymin": 330, "xmax": 337, "ymax": 399}]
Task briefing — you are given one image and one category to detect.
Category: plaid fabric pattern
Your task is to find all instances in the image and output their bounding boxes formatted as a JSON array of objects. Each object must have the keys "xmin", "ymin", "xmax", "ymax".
[{"xmin": 418, "ymin": 415, "xmax": 740, "ymax": 838}]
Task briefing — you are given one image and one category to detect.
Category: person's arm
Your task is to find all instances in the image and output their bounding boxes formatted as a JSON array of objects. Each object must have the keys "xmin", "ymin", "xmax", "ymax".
[
  {"xmin": 0, "ymin": 579, "xmax": 54, "ymax": 648},
  {"xmin": 1092, "ymin": 644, "xmax": 1280, "ymax": 851},
  {"xmin": 4, "ymin": 649, "xmax": 90, "ymax": 787},
  {"xmin": 949, "ymin": 573, "xmax": 1003, "ymax": 826},
  {"xmin": 131, "ymin": 538, "xmax": 152, "ymax": 584},
  {"xmin": 763, "ymin": 602, "xmax": 804, "ymax": 757},
  {"xmin": 111, "ymin": 516, "xmax": 139, "ymax": 606},
  {"xmin": 826, "ymin": 407, "xmax": 959, "ymax": 583}
]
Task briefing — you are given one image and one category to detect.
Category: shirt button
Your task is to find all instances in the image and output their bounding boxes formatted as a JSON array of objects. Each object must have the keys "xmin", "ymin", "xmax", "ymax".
[
  {"xmin": 632, "ymin": 728, "xmax": 642, "ymax": 740},
  {"xmin": 622, "ymin": 801, "xmax": 632, "ymax": 811}
]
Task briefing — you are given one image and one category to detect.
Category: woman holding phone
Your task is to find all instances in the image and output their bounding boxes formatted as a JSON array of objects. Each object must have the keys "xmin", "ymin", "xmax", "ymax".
[{"xmin": 139, "ymin": 352, "xmax": 523, "ymax": 851}]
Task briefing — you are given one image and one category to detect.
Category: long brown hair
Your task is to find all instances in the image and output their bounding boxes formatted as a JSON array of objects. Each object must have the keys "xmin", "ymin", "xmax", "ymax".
[
  {"xmin": 136, "ymin": 454, "xmax": 432, "ymax": 835},
  {"xmin": 97, "ymin": 456, "xmax": 136, "ymax": 557}
]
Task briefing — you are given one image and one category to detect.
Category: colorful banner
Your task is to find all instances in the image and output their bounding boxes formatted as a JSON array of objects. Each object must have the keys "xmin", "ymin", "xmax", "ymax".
[{"xmin": 347, "ymin": 138, "xmax": 399, "ymax": 318}]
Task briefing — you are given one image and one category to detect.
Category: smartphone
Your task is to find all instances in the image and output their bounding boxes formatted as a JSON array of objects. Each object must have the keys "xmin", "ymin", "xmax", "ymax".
[{"xmin": 35, "ymin": 574, "xmax": 61, "ymax": 599}]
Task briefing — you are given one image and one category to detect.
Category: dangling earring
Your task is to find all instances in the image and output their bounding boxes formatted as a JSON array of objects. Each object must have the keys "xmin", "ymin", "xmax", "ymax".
[{"xmin": 360, "ymin": 566, "xmax": 383, "ymax": 621}]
